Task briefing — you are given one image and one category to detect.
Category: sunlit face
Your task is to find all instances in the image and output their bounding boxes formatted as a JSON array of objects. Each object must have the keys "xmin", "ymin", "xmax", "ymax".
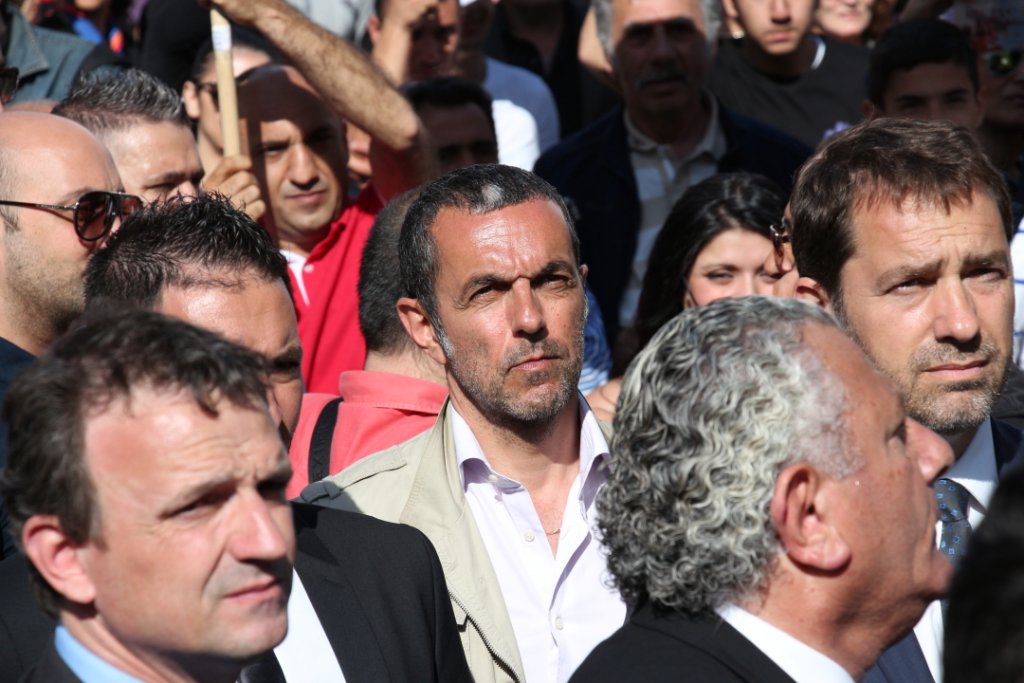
[
  {"xmin": 407, "ymin": 0, "xmax": 460, "ymax": 81},
  {"xmin": 1, "ymin": 115, "xmax": 124, "ymax": 337},
  {"xmin": 610, "ymin": 0, "xmax": 710, "ymax": 122},
  {"xmin": 430, "ymin": 198, "xmax": 586, "ymax": 429},
  {"xmin": 156, "ymin": 275, "xmax": 303, "ymax": 442},
  {"xmin": 806, "ymin": 324, "xmax": 953, "ymax": 634},
  {"xmin": 106, "ymin": 121, "xmax": 204, "ymax": 204},
  {"xmin": 834, "ymin": 192, "xmax": 1013, "ymax": 439},
  {"xmin": 239, "ymin": 68, "xmax": 348, "ymax": 255},
  {"xmin": 77, "ymin": 389, "xmax": 294, "ymax": 671},
  {"xmin": 813, "ymin": 0, "xmax": 873, "ymax": 42},
  {"xmin": 417, "ymin": 103, "xmax": 498, "ymax": 174},
  {"xmin": 684, "ymin": 227, "xmax": 776, "ymax": 307},
  {"xmin": 727, "ymin": 0, "xmax": 815, "ymax": 56},
  {"xmin": 183, "ymin": 47, "xmax": 273, "ymax": 172},
  {"xmin": 878, "ymin": 61, "xmax": 983, "ymax": 130}
]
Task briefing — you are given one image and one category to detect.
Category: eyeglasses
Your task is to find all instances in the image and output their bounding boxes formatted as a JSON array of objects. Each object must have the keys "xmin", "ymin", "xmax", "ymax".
[
  {"xmin": 769, "ymin": 216, "xmax": 791, "ymax": 271},
  {"xmin": 0, "ymin": 67, "xmax": 18, "ymax": 105},
  {"xmin": 0, "ymin": 191, "xmax": 143, "ymax": 242},
  {"xmin": 986, "ymin": 50, "xmax": 1022, "ymax": 78}
]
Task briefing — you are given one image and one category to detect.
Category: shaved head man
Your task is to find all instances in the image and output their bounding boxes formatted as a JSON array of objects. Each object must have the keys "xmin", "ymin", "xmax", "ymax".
[{"xmin": 0, "ymin": 112, "xmax": 140, "ymax": 559}]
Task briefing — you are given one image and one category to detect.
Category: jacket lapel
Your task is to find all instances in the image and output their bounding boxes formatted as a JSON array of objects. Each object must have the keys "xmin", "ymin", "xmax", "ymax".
[{"xmin": 398, "ymin": 402, "xmax": 526, "ymax": 682}]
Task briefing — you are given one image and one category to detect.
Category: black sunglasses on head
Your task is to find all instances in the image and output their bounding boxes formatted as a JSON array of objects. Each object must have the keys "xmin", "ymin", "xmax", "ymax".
[
  {"xmin": 0, "ymin": 67, "xmax": 18, "ymax": 105},
  {"xmin": 0, "ymin": 191, "xmax": 144, "ymax": 242}
]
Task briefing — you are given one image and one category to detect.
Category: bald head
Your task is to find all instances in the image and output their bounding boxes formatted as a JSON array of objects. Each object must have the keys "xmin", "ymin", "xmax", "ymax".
[
  {"xmin": 0, "ymin": 113, "xmax": 122, "ymax": 223},
  {"xmin": 237, "ymin": 65, "xmax": 348, "ymax": 254},
  {"xmin": 0, "ymin": 113, "xmax": 125, "ymax": 354}
]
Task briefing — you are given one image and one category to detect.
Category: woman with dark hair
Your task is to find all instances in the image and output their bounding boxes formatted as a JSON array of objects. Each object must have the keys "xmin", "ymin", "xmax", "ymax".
[{"xmin": 588, "ymin": 173, "xmax": 786, "ymax": 420}]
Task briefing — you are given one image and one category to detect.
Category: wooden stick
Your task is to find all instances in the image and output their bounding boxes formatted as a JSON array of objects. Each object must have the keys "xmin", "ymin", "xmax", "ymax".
[{"xmin": 210, "ymin": 9, "xmax": 242, "ymax": 156}]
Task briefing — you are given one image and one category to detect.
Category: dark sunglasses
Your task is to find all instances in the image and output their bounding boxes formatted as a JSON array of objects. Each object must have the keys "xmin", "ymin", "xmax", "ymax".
[
  {"xmin": 986, "ymin": 50, "xmax": 1022, "ymax": 78},
  {"xmin": 0, "ymin": 190, "xmax": 143, "ymax": 242},
  {"xmin": 0, "ymin": 67, "xmax": 18, "ymax": 105}
]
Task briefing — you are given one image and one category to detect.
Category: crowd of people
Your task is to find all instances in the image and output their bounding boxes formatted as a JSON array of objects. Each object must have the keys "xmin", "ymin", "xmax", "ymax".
[{"xmin": 0, "ymin": 0, "xmax": 1022, "ymax": 681}]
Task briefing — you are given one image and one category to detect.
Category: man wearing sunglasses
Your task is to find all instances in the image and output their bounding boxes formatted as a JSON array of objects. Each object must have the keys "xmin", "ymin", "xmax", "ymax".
[{"xmin": 0, "ymin": 111, "xmax": 140, "ymax": 561}]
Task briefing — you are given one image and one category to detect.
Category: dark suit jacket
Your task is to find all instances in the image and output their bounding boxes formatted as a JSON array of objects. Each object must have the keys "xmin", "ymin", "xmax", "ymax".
[
  {"xmin": 569, "ymin": 603, "xmax": 796, "ymax": 683},
  {"xmin": 16, "ymin": 641, "xmax": 77, "ymax": 683},
  {"xmin": 5, "ymin": 504, "xmax": 471, "ymax": 683},
  {"xmin": 863, "ymin": 418, "xmax": 1024, "ymax": 683},
  {"xmin": 533, "ymin": 104, "xmax": 811, "ymax": 343}
]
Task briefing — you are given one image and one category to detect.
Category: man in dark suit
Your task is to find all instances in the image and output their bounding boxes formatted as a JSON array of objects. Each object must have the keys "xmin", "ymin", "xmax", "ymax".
[
  {"xmin": 572, "ymin": 296, "xmax": 954, "ymax": 682},
  {"xmin": 790, "ymin": 118, "xmax": 1022, "ymax": 683},
  {"xmin": 534, "ymin": 0, "xmax": 809, "ymax": 346},
  {"xmin": 0, "ymin": 310, "xmax": 470, "ymax": 683}
]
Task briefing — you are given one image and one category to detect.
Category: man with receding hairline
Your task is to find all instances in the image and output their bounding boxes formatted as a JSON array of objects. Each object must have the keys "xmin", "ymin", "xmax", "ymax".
[
  {"xmin": 0, "ymin": 111, "xmax": 139, "ymax": 560},
  {"xmin": 210, "ymin": 0, "xmax": 435, "ymax": 393}
]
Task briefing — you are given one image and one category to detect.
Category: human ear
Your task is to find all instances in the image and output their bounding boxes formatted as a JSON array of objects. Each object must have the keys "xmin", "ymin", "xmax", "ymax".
[
  {"xmin": 770, "ymin": 465, "xmax": 851, "ymax": 572},
  {"xmin": 21, "ymin": 515, "xmax": 97, "ymax": 607},
  {"xmin": 397, "ymin": 297, "xmax": 447, "ymax": 366},
  {"xmin": 795, "ymin": 276, "xmax": 835, "ymax": 315}
]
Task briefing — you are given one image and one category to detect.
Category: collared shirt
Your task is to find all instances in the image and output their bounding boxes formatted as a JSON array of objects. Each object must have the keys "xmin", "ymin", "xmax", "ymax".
[
  {"xmin": 286, "ymin": 373, "xmax": 448, "ymax": 497},
  {"xmin": 285, "ymin": 185, "xmax": 383, "ymax": 394},
  {"xmin": 913, "ymin": 419, "xmax": 998, "ymax": 682},
  {"xmin": 275, "ymin": 570, "xmax": 347, "ymax": 682},
  {"xmin": 717, "ymin": 604, "xmax": 854, "ymax": 683},
  {"xmin": 619, "ymin": 95, "xmax": 727, "ymax": 327},
  {"xmin": 55, "ymin": 626, "xmax": 144, "ymax": 683},
  {"xmin": 452, "ymin": 401, "xmax": 626, "ymax": 682}
]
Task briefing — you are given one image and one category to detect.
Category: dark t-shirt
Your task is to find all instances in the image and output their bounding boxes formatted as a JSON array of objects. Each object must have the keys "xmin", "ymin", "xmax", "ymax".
[{"xmin": 709, "ymin": 37, "xmax": 868, "ymax": 149}]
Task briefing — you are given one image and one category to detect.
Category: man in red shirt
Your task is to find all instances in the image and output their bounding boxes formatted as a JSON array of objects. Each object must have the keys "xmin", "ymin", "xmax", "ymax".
[{"xmin": 215, "ymin": 0, "xmax": 434, "ymax": 393}]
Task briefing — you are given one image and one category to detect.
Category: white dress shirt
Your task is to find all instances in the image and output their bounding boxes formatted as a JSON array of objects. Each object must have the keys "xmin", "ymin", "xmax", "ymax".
[
  {"xmin": 913, "ymin": 419, "xmax": 998, "ymax": 682},
  {"xmin": 453, "ymin": 401, "xmax": 627, "ymax": 683},
  {"xmin": 274, "ymin": 570, "xmax": 347, "ymax": 682},
  {"xmin": 717, "ymin": 604, "xmax": 854, "ymax": 683}
]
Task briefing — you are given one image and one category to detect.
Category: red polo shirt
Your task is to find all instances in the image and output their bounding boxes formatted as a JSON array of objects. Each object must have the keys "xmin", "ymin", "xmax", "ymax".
[{"xmin": 291, "ymin": 186, "xmax": 383, "ymax": 393}]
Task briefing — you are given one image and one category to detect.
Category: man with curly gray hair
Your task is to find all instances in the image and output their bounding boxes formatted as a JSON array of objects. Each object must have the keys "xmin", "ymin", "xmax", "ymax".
[{"xmin": 573, "ymin": 296, "xmax": 954, "ymax": 683}]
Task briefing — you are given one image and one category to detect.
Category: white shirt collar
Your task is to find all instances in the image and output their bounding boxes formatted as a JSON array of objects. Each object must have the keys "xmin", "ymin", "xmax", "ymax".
[
  {"xmin": 452, "ymin": 398, "xmax": 610, "ymax": 508},
  {"xmin": 945, "ymin": 418, "xmax": 997, "ymax": 514},
  {"xmin": 716, "ymin": 604, "xmax": 854, "ymax": 683}
]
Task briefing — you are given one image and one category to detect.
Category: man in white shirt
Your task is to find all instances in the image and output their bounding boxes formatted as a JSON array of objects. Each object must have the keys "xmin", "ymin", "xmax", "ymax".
[
  {"xmin": 791, "ymin": 117, "xmax": 1021, "ymax": 683},
  {"xmin": 572, "ymin": 296, "xmax": 954, "ymax": 683},
  {"xmin": 303, "ymin": 164, "xmax": 626, "ymax": 683}
]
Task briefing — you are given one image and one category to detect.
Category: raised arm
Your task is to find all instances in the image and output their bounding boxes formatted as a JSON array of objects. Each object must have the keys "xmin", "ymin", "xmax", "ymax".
[{"xmin": 207, "ymin": 0, "xmax": 435, "ymax": 198}]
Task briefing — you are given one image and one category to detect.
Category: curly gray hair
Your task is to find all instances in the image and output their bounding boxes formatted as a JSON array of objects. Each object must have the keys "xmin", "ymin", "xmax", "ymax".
[
  {"xmin": 593, "ymin": 0, "xmax": 722, "ymax": 57},
  {"xmin": 598, "ymin": 296, "xmax": 860, "ymax": 614}
]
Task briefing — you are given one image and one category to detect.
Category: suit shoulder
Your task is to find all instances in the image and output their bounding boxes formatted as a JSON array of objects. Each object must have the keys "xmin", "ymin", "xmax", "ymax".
[
  {"xmin": 571, "ymin": 621, "xmax": 748, "ymax": 682},
  {"xmin": 534, "ymin": 108, "xmax": 623, "ymax": 178},
  {"xmin": 721, "ymin": 108, "xmax": 811, "ymax": 158},
  {"xmin": 291, "ymin": 501, "xmax": 430, "ymax": 547}
]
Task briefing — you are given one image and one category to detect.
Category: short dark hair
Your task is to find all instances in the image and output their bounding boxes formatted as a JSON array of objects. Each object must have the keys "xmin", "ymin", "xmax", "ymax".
[
  {"xmin": 84, "ymin": 193, "xmax": 291, "ymax": 309},
  {"xmin": 399, "ymin": 164, "xmax": 580, "ymax": 326},
  {"xmin": 945, "ymin": 463, "xmax": 1024, "ymax": 682},
  {"xmin": 867, "ymin": 19, "xmax": 978, "ymax": 107},
  {"xmin": 53, "ymin": 67, "xmax": 189, "ymax": 135},
  {"xmin": 403, "ymin": 77, "xmax": 496, "ymax": 136},
  {"xmin": 0, "ymin": 308, "xmax": 270, "ymax": 617},
  {"xmin": 790, "ymin": 118, "xmax": 1012, "ymax": 300},
  {"xmin": 619, "ymin": 173, "xmax": 785, "ymax": 372},
  {"xmin": 359, "ymin": 189, "xmax": 421, "ymax": 354}
]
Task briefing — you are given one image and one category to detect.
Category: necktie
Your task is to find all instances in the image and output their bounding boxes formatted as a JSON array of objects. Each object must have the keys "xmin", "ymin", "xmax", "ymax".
[{"xmin": 935, "ymin": 477, "xmax": 972, "ymax": 568}]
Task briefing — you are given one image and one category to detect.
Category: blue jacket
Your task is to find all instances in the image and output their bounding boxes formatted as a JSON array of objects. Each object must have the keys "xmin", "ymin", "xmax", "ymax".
[{"xmin": 534, "ymin": 104, "xmax": 810, "ymax": 344}]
